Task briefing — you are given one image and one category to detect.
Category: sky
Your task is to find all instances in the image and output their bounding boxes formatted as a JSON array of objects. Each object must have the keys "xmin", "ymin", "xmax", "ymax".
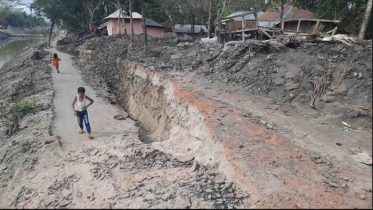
[
  {"xmin": 14, "ymin": 0, "xmax": 33, "ymax": 14},
  {"xmin": 14, "ymin": 0, "xmax": 49, "ymax": 22}
]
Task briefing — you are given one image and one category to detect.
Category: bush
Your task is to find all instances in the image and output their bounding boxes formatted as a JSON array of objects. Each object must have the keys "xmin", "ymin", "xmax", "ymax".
[{"xmin": 0, "ymin": 97, "xmax": 39, "ymax": 133}]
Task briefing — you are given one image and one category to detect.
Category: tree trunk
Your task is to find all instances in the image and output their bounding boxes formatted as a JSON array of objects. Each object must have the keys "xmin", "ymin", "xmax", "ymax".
[
  {"xmin": 121, "ymin": 8, "xmax": 128, "ymax": 36},
  {"xmin": 191, "ymin": 14, "xmax": 195, "ymax": 39},
  {"xmin": 129, "ymin": 0, "xmax": 134, "ymax": 47},
  {"xmin": 118, "ymin": 9, "xmax": 121, "ymax": 35},
  {"xmin": 207, "ymin": 0, "xmax": 212, "ymax": 38},
  {"xmin": 358, "ymin": 0, "xmax": 372, "ymax": 40},
  {"xmin": 141, "ymin": 0, "xmax": 147, "ymax": 51},
  {"xmin": 117, "ymin": 0, "xmax": 127, "ymax": 37},
  {"xmin": 89, "ymin": 9, "xmax": 94, "ymax": 31},
  {"xmin": 87, "ymin": 0, "xmax": 103, "ymax": 32},
  {"xmin": 280, "ymin": 0, "xmax": 285, "ymax": 31},
  {"xmin": 214, "ymin": 0, "xmax": 227, "ymax": 39},
  {"xmin": 48, "ymin": 18, "xmax": 55, "ymax": 47}
]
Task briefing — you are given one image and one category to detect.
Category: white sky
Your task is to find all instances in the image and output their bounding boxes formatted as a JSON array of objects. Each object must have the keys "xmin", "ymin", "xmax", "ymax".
[{"xmin": 14, "ymin": 0, "xmax": 33, "ymax": 14}]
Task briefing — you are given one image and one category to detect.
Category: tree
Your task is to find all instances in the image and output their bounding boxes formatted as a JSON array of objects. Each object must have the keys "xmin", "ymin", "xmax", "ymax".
[
  {"xmin": 214, "ymin": 0, "xmax": 228, "ymax": 38},
  {"xmin": 208, "ymin": 0, "xmax": 212, "ymax": 38},
  {"xmin": 129, "ymin": 0, "xmax": 134, "ymax": 47},
  {"xmin": 0, "ymin": 0, "xmax": 21, "ymax": 8},
  {"xmin": 107, "ymin": 0, "xmax": 129, "ymax": 36},
  {"xmin": 80, "ymin": 0, "xmax": 104, "ymax": 31},
  {"xmin": 140, "ymin": 0, "xmax": 148, "ymax": 51},
  {"xmin": 31, "ymin": 0, "xmax": 65, "ymax": 46},
  {"xmin": 145, "ymin": 0, "xmax": 168, "ymax": 23},
  {"xmin": 297, "ymin": 0, "xmax": 372, "ymax": 39},
  {"xmin": 358, "ymin": 0, "xmax": 372, "ymax": 39},
  {"xmin": 267, "ymin": 0, "xmax": 298, "ymax": 30}
]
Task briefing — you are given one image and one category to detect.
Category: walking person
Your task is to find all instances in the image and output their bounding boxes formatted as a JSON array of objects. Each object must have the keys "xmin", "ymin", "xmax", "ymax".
[
  {"xmin": 72, "ymin": 87, "xmax": 94, "ymax": 139},
  {"xmin": 53, "ymin": 53, "xmax": 61, "ymax": 73}
]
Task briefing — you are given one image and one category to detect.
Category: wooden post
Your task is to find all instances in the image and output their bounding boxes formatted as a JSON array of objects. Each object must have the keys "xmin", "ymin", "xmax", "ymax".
[
  {"xmin": 254, "ymin": 12, "xmax": 258, "ymax": 30},
  {"xmin": 217, "ymin": 22, "xmax": 220, "ymax": 43},
  {"xmin": 259, "ymin": 28, "xmax": 272, "ymax": 39},
  {"xmin": 230, "ymin": 18, "xmax": 232, "ymax": 31},
  {"xmin": 281, "ymin": 18, "xmax": 284, "ymax": 31},
  {"xmin": 242, "ymin": 15, "xmax": 245, "ymax": 41},
  {"xmin": 332, "ymin": 26, "xmax": 337, "ymax": 35},
  {"xmin": 272, "ymin": 25, "xmax": 275, "ymax": 37},
  {"xmin": 296, "ymin": 19, "xmax": 301, "ymax": 33},
  {"xmin": 242, "ymin": 15, "xmax": 245, "ymax": 30},
  {"xmin": 312, "ymin": 20, "xmax": 320, "ymax": 34}
]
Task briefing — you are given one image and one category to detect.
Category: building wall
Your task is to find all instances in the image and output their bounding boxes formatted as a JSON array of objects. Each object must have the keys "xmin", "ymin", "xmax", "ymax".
[
  {"xmin": 224, "ymin": 20, "xmax": 257, "ymax": 30},
  {"xmin": 147, "ymin": 27, "xmax": 164, "ymax": 37},
  {"xmin": 106, "ymin": 19, "xmax": 164, "ymax": 37},
  {"xmin": 283, "ymin": 21, "xmax": 336, "ymax": 33}
]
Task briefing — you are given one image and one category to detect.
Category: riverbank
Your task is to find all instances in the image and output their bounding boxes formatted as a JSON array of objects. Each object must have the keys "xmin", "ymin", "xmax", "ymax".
[
  {"xmin": 0, "ymin": 26, "xmax": 49, "ymax": 40},
  {"xmin": 0, "ymin": 37, "xmax": 47, "ymax": 69}
]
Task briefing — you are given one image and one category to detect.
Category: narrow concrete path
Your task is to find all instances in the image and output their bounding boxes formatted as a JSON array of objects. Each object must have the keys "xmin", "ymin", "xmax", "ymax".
[
  {"xmin": 47, "ymin": 47, "xmax": 139, "ymax": 208},
  {"xmin": 11, "ymin": 43, "xmax": 141, "ymax": 208},
  {"xmin": 49, "ymin": 48, "xmax": 131, "ymax": 148}
]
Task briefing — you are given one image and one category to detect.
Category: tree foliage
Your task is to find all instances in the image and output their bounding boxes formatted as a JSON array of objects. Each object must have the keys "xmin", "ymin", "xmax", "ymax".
[
  {"xmin": 0, "ymin": 1, "xmax": 46, "ymax": 27},
  {"xmin": 8, "ymin": 0, "xmax": 368, "ymax": 39},
  {"xmin": 296, "ymin": 0, "xmax": 372, "ymax": 39}
]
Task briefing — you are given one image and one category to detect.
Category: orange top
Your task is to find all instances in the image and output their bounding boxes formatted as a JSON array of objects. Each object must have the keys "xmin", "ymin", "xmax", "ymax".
[{"xmin": 53, "ymin": 57, "xmax": 59, "ymax": 67}]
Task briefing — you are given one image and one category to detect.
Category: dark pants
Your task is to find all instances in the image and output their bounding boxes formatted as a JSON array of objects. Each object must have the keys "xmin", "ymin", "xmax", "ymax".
[{"xmin": 76, "ymin": 110, "xmax": 91, "ymax": 133}]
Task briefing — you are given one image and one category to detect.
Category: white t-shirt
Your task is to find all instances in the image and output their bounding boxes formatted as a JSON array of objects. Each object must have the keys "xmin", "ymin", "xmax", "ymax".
[{"xmin": 75, "ymin": 95, "xmax": 86, "ymax": 111}]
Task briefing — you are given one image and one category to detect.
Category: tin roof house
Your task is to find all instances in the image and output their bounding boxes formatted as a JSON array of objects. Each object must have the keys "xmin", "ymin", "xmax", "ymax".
[
  {"xmin": 172, "ymin": 24, "xmax": 208, "ymax": 37},
  {"xmin": 259, "ymin": 5, "xmax": 341, "ymax": 34},
  {"xmin": 104, "ymin": 9, "xmax": 164, "ymax": 37}
]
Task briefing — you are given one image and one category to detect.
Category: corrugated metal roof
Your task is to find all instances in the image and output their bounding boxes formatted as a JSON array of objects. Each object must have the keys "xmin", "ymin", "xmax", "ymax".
[
  {"xmin": 173, "ymin": 24, "xmax": 207, "ymax": 33},
  {"xmin": 146, "ymin": 18, "xmax": 162, "ymax": 27},
  {"xmin": 259, "ymin": 6, "xmax": 318, "ymax": 21},
  {"xmin": 104, "ymin": 10, "xmax": 142, "ymax": 19},
  {"xmin": 224, "ymin": 11, "xmax": 264, "ymax": 22}
]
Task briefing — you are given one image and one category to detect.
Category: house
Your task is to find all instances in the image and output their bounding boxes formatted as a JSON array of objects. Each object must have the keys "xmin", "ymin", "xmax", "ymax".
[
  {"xmin": 259, "ymin": 6, "xmax": 340, "ymax": 34},
  {"xmin": 222, "ymin": 10, "xmax": 264, "ymax": 31},
  {"xmin": 104, "ymin": 9, "xmax": 164, "ymax": 37},
  {"xmin": 172, "ymin": 24, "xmax": 208, "ymax": 37},
  {"xmin": 215, "ymin": 10, "xmax": 263, "ymax": 43}
]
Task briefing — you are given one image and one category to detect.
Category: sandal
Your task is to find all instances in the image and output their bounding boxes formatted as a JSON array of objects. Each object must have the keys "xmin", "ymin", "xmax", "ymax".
[
  {"xmin": 79, "ymin": 129, "xmax": 83, "ymax": 134},
  {"xmin": 88, "ymin": 134, "xmax": 93, "ymax": 139}
]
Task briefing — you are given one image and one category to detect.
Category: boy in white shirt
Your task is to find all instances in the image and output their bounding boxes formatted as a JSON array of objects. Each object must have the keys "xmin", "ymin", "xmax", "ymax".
[{"xmin": 71, "ymin": 87, "xmax": 94, "ymax": 139}]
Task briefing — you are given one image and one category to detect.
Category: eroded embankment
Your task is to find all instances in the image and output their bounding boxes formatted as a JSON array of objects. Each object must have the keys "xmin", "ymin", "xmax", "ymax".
[
  {"xmin": 117, "ymin": 60, "xmax": 225, "ymax": 165},
  {"xmin": 0, "ymin": 43, "xmax": 59, "ymax": 207},
  {"xmin": 76, "ymin": 38, "xmax": 372, "ymax": 208}
]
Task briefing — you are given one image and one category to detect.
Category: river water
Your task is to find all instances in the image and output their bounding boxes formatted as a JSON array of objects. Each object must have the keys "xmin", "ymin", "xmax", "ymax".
[{"xmin": 0, "ymin": 37, "xmax": 46, "ymax": 69}]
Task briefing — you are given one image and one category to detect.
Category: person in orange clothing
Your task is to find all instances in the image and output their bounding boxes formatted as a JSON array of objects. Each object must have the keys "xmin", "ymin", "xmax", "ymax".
[{"xmin": 53, "ymin": 53, "xmax": 61, "ymax": 73}]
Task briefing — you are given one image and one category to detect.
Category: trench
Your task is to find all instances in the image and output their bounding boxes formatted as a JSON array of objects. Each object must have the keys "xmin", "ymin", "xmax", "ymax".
[
  {"xmin": 102, "ymin": 59, "xmax": 230, "ymax": 167},
  {"xmin": 79, "ymin": 48, "xmax": 240, "ymax": 189}
]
